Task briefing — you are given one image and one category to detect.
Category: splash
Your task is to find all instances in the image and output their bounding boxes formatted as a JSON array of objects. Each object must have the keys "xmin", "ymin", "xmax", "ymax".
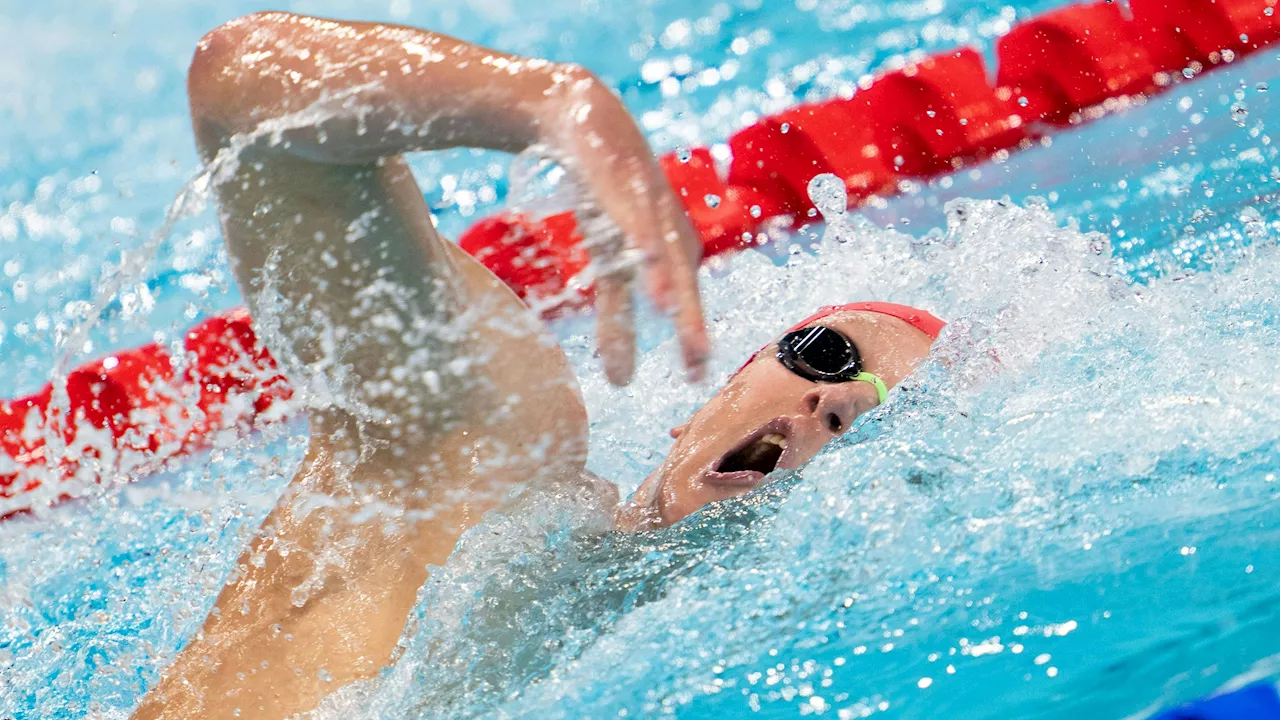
[
  {"xmin": 5, "ymin": 6, "xmax": 1280, "ymax": 717},
  {"xmin": 291, "ymin": 198, "xmax": 1280, "ymax": 718}
]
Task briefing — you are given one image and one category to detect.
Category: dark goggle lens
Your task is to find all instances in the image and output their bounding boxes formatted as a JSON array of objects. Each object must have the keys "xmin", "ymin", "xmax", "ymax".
[{"xmin": 777, "ymin": 326, "xmax": 861, "ymax": 381}]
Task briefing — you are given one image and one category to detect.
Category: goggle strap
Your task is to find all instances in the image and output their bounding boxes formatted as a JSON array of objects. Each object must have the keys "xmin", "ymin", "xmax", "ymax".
[{"xmin": 852, "ymin": 372, "xmax": 888, "ymax": 405}]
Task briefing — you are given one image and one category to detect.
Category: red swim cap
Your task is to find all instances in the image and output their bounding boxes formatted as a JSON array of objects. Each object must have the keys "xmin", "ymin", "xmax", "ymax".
[
  {"xmin": 733, "ymin": 301, "xmax": 946, "ymax": 377},
  {"xmin": 783, "ymin": 301, "xmax": 947, "ymax": 339}
]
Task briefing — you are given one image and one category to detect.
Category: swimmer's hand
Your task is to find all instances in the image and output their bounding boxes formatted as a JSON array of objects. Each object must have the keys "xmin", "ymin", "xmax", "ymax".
[
  {"xmin": 187, "ymin": 13, "xmax": 708, "ymax": 386},
  {"xmin": 540, "ymin": 77, "xmax": 710, "ymax": 385}
]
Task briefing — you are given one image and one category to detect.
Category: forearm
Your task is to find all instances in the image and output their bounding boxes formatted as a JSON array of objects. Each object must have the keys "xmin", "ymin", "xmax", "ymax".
[{"xmin": 188, "ymin": 11, "xmax": 599, "ymax": 162}]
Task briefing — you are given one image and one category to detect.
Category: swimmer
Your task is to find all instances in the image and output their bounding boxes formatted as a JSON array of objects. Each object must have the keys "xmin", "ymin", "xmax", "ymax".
[{"xmin": 133, "ymin": 12, "xmax": 942, "ymax": 719}]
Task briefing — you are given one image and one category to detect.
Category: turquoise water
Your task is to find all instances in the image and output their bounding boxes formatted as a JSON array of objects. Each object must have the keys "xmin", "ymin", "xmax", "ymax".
[{"xmin": 3, "ymin": 0, "xmax": 1280, "ymax": 718}]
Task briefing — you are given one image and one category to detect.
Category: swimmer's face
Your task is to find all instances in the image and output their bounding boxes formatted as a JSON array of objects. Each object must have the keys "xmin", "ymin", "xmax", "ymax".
[{"xmin": 621, "ymin": 311, "xmax": 935, "ymax": 529}]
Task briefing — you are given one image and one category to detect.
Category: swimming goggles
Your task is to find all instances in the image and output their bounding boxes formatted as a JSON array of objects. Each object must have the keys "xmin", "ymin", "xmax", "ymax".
[{"xmin": 776, "ymin": 325, "xmax": 888, "ymax": 404}]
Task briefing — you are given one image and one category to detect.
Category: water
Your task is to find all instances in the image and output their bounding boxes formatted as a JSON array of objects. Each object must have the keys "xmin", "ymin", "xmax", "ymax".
[{"xmin": 3, "ymin": 0, "xmax": 1280, "ymax": 718}]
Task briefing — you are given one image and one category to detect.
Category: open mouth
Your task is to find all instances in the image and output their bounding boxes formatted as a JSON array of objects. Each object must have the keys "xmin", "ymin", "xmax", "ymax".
[{"xmin": 704, "ymin": 419, "xmax": 794, "ymax": 487}]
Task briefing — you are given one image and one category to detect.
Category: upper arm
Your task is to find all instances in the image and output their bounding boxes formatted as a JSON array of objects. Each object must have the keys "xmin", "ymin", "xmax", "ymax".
[
  {"xmin": 184, "ymin": 12, "xmax": 608, "ymax": 164},
  {"xmin": 184, "ymin": 12, "xmax": 590, "ymax": 456}
]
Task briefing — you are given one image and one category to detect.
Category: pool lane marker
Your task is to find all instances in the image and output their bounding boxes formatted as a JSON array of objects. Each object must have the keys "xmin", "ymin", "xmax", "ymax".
[{"xmin": 3, "ymin": 0, "xmax": 1279, "ymax": 515}]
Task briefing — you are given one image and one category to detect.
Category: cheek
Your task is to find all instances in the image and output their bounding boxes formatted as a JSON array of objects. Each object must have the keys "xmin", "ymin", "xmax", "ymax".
[{"xmin": 727, "ymin": 364, "xmax": 810, "ymax": 415}]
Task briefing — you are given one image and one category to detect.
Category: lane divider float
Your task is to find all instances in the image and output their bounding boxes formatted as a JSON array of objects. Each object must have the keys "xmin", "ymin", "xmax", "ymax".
[{"xmin": 3, "ymin": 0, "xmax": 1276, "ymax": 515}]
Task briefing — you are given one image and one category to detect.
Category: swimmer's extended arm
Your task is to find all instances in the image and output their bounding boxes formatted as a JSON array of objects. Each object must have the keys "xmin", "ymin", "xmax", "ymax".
[
  {"xmin": 188, "ymin": 11, "xmax": 708, "ymax": 383},
  {"xmin": 135, "ymin": 13, "xmax": 700, "ymax": 720}
]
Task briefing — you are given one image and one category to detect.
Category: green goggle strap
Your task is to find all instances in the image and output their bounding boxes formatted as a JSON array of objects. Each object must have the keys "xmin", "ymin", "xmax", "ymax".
[{"xmin": 852, "ymin": 372, "xmax": 888, "ymax": 405}]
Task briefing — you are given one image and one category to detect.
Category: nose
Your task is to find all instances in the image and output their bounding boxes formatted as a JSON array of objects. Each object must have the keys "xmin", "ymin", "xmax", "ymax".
[{"xmin": 801, "ymin": 384, "xmax": 867, "ymax": 436}]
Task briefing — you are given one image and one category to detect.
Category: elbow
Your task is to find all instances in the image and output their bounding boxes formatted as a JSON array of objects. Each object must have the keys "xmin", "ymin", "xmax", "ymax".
[
  {"xmin": 541, "ymin": 62, "xmax": 618, "ymax": 123},
  {"xmin": 187, "ymin": 12, "xmax": 284, "ymax": 131},
  {"xmin": 188, "ymin": 18, "xmax": 245, "ymax": 109},
  {"xmin": 187, "ymin": 18, "xmax": 248, "ymax": 130},
  {"xmin": 553, "ymin": 63, "xmax": 609, "ymax": 100}
]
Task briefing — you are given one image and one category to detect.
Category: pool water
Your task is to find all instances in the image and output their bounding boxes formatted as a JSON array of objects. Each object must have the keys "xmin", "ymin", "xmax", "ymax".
[{"xmin": 3, "ymin": 0, "xmax": 1280, "ymax": 718}]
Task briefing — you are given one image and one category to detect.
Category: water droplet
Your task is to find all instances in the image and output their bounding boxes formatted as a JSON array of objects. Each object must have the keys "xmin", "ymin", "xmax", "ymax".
[
  {"xmin": 1240, "ymin": 206, "xmax": 1267, "ymax": 239},
  {"xmin": 749, "ymin": 204, "xmax": 762, "ymax": 218},
  {"xmin": 1183, "ymin": 67, "xmax": 1196, "ymax": 79},
  {"xmin": 1017, "ymin": 96, "xmax": 1029, "ymax": 107},
  {"xmin": 807, "ymin": 173, "xmax": 848, "ymax": 220},
  {"xmin": 1231, "ymin": 101, "xmax": 1249, "ymax": 127},
  {"xmin": 780, "ymin": 122, "xmax": 790, "ymax": 134},
  {"xmin": 1267, "ymin": 6, "xmax": 1274, "ymax": 15},
  {"xmin": 704, "ymin": 193, "xmax": 721, "ymax": 209},
  {"xmin": 676, "ymin": 147, "xmax": 692, "ymax": 163},
  {"xmin": 1258, "ymin": 81, "xmax": 1269, "ymax": 92}
]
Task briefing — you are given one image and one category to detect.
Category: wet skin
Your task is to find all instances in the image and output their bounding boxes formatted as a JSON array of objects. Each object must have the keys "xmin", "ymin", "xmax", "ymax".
[
  {"xmin": 622, "ymin": 310, "xmax": 936, "ymax": 529},
  {"xmin": 135, "ymin": 11, "xmax": 934, "ymax": 720}
]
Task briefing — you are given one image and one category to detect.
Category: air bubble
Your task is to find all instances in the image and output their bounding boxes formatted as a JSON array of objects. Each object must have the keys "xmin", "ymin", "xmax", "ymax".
[
  {"xmin": 704, "ymin": 193, "xmax": 721, "ymax": 208},
  {"xmin": 676, "ymin": 147, "xmax": 692, "ymax": 163}
]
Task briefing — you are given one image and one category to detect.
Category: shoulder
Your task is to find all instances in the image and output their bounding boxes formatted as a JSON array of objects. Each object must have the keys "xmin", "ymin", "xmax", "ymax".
[
  {"xmin": 500, "ymin": 468, "xmax": 620, "ymax": 533},
  {"xmin": 578, "ymin": 469, "xmax": 622, "ymax": 512}
]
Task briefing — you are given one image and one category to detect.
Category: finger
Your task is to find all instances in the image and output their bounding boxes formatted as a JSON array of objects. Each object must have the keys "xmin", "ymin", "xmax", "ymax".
[
  {"xmin": 574, "ymin": 199, "xmax": 640, "ymax": 385},
  {"xmin": 637, "ymin": 184, "xmax": 691, "ymax": 314},
  {"xmin": 669, "ymin": 265, "xmax": 709, "ymax": 383},
  {"xmin": 643, "ymin": 247, "xmax": 675, "ymax": 314},
  {"xmin": 655, "ymin": 196, "xmax": 710, "ymax": 382},
  {"xmin": 595, "ymin": 270, "xmax": 636, "ymax": 386}
]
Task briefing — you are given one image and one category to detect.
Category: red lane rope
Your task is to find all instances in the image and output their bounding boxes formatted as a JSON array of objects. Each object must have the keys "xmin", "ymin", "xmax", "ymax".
[
  {"xmin": 2, "ymin": 0, "xmax": 1275, "ymax": 516},
  {"xmin": 0, "ymin": 311, "xmax": 291, "ymax": 518},
  {"xmin": 464, "ymin": 0, "xmax": 1278, "ymax": 280}
]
